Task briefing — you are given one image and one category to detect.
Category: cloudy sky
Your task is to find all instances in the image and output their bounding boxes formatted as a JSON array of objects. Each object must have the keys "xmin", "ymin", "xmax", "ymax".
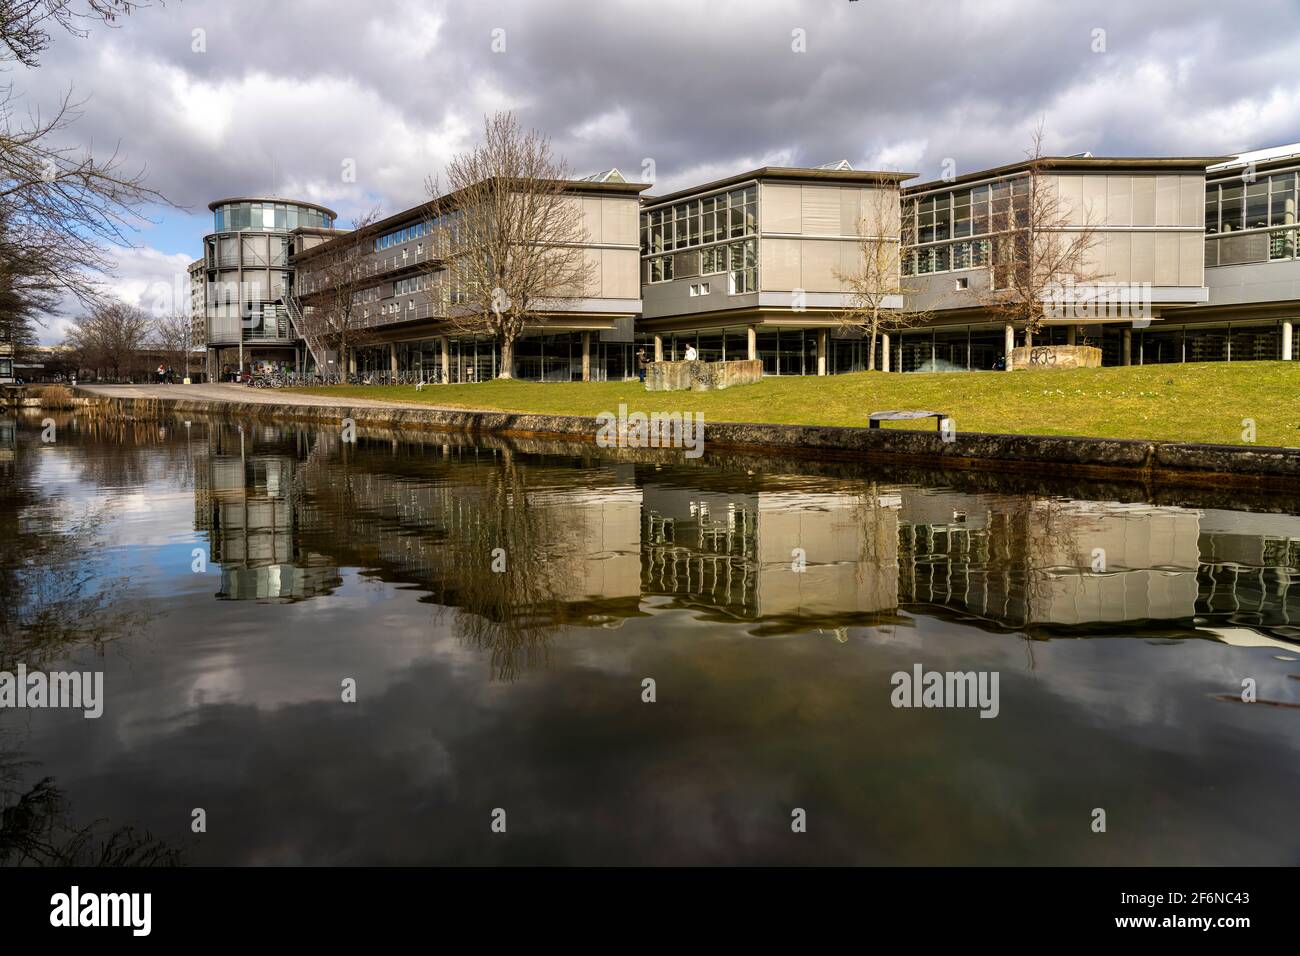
[{"xmin": 13, "ymin": 0, "xmax": 1300, "ymax": 342}]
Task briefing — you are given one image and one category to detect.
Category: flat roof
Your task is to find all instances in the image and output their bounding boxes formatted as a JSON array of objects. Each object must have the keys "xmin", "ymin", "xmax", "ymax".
[
  {"xmin": 293, "ymin": 177, "xmax": 647, "ymax": 263},
  {"xmin": 643, "ymin": 166, "xmax": 917, "ymax": 208},
  {"xmin": 905, "ymin": 155, "xmax": 1232, "ymax": 193},
  {"xmin": 1208, "ymin": 142, "xmax": 1300, "ymax": 174},
  {"xmin": 207, "ymin": 196, "xmax": 339, "ymax": 217}
]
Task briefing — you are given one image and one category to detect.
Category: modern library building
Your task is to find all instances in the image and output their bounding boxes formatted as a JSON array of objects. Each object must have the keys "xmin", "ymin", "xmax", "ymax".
[{"xmin": 190, "ymin": 142, "xmax": 1300, "ymax": 381}]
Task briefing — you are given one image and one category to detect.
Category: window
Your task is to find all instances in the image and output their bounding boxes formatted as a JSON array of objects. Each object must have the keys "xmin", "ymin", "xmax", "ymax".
[
  {"xmin": 1220, "ymin": 184, "xmax": 1243, "ymax": 232},
  {"xmin": 728, "ymin": 239, "xmax": 756, "ymax": 294},
  {"xmin": 700, "ymin": 246, "xmax": 726, "ymax": 274},
  {"xmin": 702, "ymin": 196, "xmax": 719, "ymax": 244},
  {"xmin": 650, "ymin": 255, "xmax": 674, "ymax": 283},
  {"xmin": 1205, "ymin": 186, "xmax": 1219, "ymax": 235},
  {"xmin": 1246, "ymin": 180, "xmax": 1269, "ymax": 229},
  {"xmin": 950, "ymin": 241, "xmax": 973, "ymax": 270},
  {"xmin": 970, "ymin": 184, "xmax": 991, "ymax": 234},
  {"xmin": 689, "ymin": 282, "xmax": 711, "ymax": 297},
  {"xmin": 952, "ymin": 190, "xmax": 972, "ymax": 238},
  {"xmin": 1270, "ymin": 172, "xmax": 1296, "ymax": 226},
  {"xmin": 954, "ymin": 277, "xmax": 969, "ymax": 290}
]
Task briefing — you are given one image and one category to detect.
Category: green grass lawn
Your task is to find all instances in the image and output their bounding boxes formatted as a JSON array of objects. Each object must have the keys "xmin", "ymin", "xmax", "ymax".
[{"xmin": 288, "ymin": 361, "xmax": 1300, "ymax": 446}]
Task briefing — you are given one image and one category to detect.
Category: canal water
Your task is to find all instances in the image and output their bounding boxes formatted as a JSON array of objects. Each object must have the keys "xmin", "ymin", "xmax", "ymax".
[{"xmin": 1, "ymin": 414, "xmax": 1297, "ymax": 865}]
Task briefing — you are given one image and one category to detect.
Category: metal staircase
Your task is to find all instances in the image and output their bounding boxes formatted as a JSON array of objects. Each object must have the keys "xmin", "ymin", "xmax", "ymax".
[{"xmin": 283, "ymin": 292, "xmax": 327, "ymax": 372}]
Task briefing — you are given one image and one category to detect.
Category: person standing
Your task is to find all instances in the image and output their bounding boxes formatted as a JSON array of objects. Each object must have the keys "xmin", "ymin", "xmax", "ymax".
[
  {"xmin": 684, "ymin": 344, "xmax": 698, "ymax": 362},
  {"xmin": 636, "ymin": 347, "xmax": 648, "ymax": 382}
]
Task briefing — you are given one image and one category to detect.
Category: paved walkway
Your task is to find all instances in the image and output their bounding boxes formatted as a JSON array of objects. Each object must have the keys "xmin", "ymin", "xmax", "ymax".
[{"xmin": 76, "ymin": 383, "xmax": 458, "ymax": 411}]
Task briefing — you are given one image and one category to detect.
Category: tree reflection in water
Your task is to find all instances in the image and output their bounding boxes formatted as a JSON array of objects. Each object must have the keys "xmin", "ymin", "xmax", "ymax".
[
  {"xmin": 0, "ymin": 749, "xmax": 180, "ymax": 867},
  {"xmin": 0, "ymin": 417, "xmax": 147, "ymax": 671},
  {"xmin": 439, "ymin": 447, "xmax": 579, "ymax": 682}
]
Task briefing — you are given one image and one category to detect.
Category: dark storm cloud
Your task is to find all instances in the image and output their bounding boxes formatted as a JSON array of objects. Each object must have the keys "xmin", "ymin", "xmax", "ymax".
[
  {"xmin": 9, "ymin": 0, "xmax": 1300, "ymax": 336},
  {"xmin": 16, "ymin": 0, "xmax": 1300, "ymax": 217}
]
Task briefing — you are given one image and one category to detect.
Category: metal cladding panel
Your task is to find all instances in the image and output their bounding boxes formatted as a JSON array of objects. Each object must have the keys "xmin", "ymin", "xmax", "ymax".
[
  {"xmin": 1180, "ymin": 175, "xmax": 1205, "ymax": 227},
  {"xmin": 801, "ymin": 186, "xmax": 841, "ymax": 236},
  {"xmin": 602, "ymin": 249, "xmax": 639, "ymax": 299},
  {"xmin": 762, "ymin": 238, "xmax": 801, "ymax": 291},
  {"xmin": 762, "ymin": 184, "xmax": 802, "ymax": 233},
  {"xmin": 1179, "ymin": 232, "xmax": 1204, "ymax": 286},
  {"xmin": 801, "ymin": 239, "xmax": 840, "ymax": 292},
  {"xmin": 1131, "ymin": 177, "xmax": 1157, "ymax": 225},
  {"xmin": 1155, "ymin": 176, "xmax": 1180, "ymax": 226},
  {"xmin": 602, "ymin": 197, "xmax": 639, "ymax": 245},
  {"xmin": 1106, "ymin": 176, "xmax": 1133, "ymax": 226}
]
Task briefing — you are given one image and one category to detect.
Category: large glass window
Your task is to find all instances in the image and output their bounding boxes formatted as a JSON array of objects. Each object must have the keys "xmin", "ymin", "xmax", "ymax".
[
  {"xmin": 1270, "ymin": 172, "xmax": 1297, "ymax": 226},
  {"xmin": 728, "ymin": 239, "xmax": 756, "ymax": 293},
  {"xmin": 952, "ymin": 190, "xmax": 972, "ymax": 237},
  {"xmin": 701, "ymin": 246, "xmax": 726, "ymax": 274},
  {"xmin": 1205, "ymin": 187, "xmax": 1219, "ymax": 235},
  {"xmin": 1246, "ymin": 180, "xmax": 1269, "ymax": 229},
  {"xmin": 1220, "ymin": 184, "xmax": 1243, "ymax": 232},
  {"xmin": 650, "ymin": 255, "xmax": 674, "ymax": 283}
]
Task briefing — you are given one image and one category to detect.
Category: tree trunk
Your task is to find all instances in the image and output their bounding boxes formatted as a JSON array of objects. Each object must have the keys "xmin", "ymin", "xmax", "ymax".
[
  {"xmin": 498, "ymin": 335, "xmax": 515, "ymax": 379},
  {"xmin": 868, "ymin": 326, "xmax": 878, "ymax": 372}
]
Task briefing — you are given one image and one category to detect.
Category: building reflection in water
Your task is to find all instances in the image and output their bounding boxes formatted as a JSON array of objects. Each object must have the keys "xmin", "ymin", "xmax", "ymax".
[
  {"xmin": 194, "ymin": 423, "xmax": 342, "ymax": 602},
  {"xmin": 0, "ymin": 417, "xmax": 15, "ymax": 464},
  {"xmin": 185, "ymin": 423, "xmax": 1300, "ymax": 653}
]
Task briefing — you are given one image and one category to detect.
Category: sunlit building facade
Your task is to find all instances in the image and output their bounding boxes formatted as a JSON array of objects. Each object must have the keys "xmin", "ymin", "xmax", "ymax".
[{"xmin": 195, "ymin": 143, "xmax": 1299, "ymax": 380}]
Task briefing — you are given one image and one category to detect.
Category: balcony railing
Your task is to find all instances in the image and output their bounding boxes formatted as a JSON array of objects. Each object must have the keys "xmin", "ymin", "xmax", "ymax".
[{"xmin": 1206, "ymin": 225, "xmax": 1298, "ymax": 267}]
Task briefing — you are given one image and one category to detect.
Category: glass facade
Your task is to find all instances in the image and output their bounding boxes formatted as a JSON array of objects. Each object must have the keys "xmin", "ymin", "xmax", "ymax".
[
  {"xmin": 1204, "ymin": 170, "xmax": 1298, "ymax": 265},
  {"xmin": 213, "ymin": 202, "xmax": 334, "ymax": 233},
  {"xmin": 902, "ymin": 177, "xmax": 1028, "ymax": 277}
]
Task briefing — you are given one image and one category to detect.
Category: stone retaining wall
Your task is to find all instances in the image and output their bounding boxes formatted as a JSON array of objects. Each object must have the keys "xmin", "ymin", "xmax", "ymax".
[
  {"xmin": 1010, "ymin": 344, "xmax": 1102, "ymax": 369},
  {"xmin": 645, "ymin": 359, "xmax": 763, "ymax": 391},
  {"xmin": 67, "ymin": 388, "xmax": 1300, "ymax": 489}
]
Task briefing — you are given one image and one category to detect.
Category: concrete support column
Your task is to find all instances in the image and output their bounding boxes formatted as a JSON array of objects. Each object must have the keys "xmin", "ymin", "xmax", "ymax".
[
  {"xmin": 440, "ymin": 335, "xmax": 450, "ymax": 383},
  {"xmin": 817, "ymin": 329, "xmax": 828, "ymax": 376},
  {"xmin": 1122, "ymin": 328, "xmax": 1132, "ymax": 366},
  {"xmin": 653, "ymin": 334, "xmax": 664, "ymax": 362},
  {"xmin": 389, "ymin": 343, "xmax": 398, "ymax": 378},
  {"xmin": 581, "ymin": 331, "xmax": 591, "ymax": 382},
  {"xmin": 1004, "ymin": 324, "xmax": 1015, "ymax": 371},
  {"xmin": 747, "ymin": 325, "xmax": 757, "ymax": 361},
  {"xmin": 1283, "ymin": 320, "xmax": 1294, "ymax": 360},
  {"xmin": 1066, "ymin": 326, "xmax": 1076, "ymax": 346},
  {"xmin": 1024, "ymin": 327, "xmax": 1033, "ymax": 348},
  {"xmin": 880, "ymin": 333, "xmax": 890, "ymax": 372}
]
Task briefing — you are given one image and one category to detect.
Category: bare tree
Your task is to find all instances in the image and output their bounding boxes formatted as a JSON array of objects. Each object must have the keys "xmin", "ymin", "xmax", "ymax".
[
  {"xmin": 1, "ymin": 0, "xmax": 154, "ymax": 68},
  {"xmin": 63, "ymin": 299, "xmax": 150, "ymax": 381},
  {"xmin": 0, "ymin": 4, "xmax": 167, "ymax": 356},
  {"xmin": 151, "ymin": 311, "xmax": 191, "ymax": 378},
  {"xmin": 835, "ymin": 179, "xmax": 930, "ymax": 370},
  {"xmin": 975, "ymin": 124, "xmax": 1104, "ymax": 348},
  {"xmin": 0, "ymin": 213, "xmax": 49, "ymax": 363},
  {"xmin": 295, "ymin": 209, "xmax": 379, "ymax": 376},
  {"xmin": 0, "ymin": 89, "xmax": 171, "ymax": 308},
  {"xmin": 424, "ymin": 111, "xmax": 592, "ymax": 379}
]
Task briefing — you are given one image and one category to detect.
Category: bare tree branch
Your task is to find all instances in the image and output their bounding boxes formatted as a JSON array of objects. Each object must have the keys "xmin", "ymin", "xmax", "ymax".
[
  {"xmin": 835, "ymin": 178, "xmax": 931, "ymax": 370},
  {"xmin": 424, "ymin": 111, "xmax": 593, "ymax": 379},
  {"xmin": 974, "ymin": 122, "xmax": 1106, "ymax": 341}
]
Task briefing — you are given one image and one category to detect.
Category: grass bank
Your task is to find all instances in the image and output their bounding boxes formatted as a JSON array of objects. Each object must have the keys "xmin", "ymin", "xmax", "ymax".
[{"xmin": 287, "ymin": 361, "xmax": 1300, "ymax": 446}]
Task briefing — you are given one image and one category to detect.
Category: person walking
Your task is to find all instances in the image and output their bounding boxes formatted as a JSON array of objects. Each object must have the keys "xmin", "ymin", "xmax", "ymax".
[{"xmin": 156, "ymin": 363, "xmax": 166, "ymax": 384}]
